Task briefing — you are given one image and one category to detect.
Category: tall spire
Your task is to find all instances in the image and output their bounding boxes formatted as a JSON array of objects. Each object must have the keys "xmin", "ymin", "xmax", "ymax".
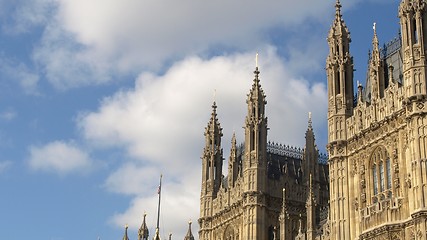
[
  {"xmin": 371, "ymin": 23, "xmax": 380, "ymax": 65},
  {"xmin": 326, "ymin": 0, "xmax": 354, "ymax": 142},
  {"xmin": 184, "ymin": 220, "xmax": 195, "ymax": 240},
  {"xmin": 304, "ymin": 112, "xmax": 319, "ymax": 184},
  {"xmin": 207, "ymin": 101, "xmax": 221, "ymax": 139},
  {"xmin": 138, "ymin": 213, "xmax": 149, "ymax": 240},
  {"xmin": 245, "ymin": 54, "xmax": 267, "ymax": 154},
  {"xmin": 243, "ymin": 54, "xmax": 268, "ymax": 192},
  {"xmin": 228, "ymin": 131, "xmax": 239, "ymax": 188},
  {"xmin": 330, "ymin": 0, "xmax": 349, "ymax": 38},
  {"xmin": 122, "ymin": 225, "xmax": 129, "ymax": 240},
  {"xmin": 368, "ymin": 22, "xmax": 385, "ymax": 100},
  {"xmin": 199, "ymin": 98, "xmax": 224, "ymax": 240},
  {"xmin": 248, "ymin": 53, "xmax": 266, "ymax": 108},
  {"xmin": 201, "ymin": 100, "xmax": 223, "ymax": 196},
  {"xmin": 335, "ymin": 0, "xmax": 342, "ymax": 21}
]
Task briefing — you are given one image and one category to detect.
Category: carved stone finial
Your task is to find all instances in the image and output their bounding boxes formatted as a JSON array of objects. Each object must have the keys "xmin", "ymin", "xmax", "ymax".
[
  {"xmin": 335, "ymin": 0, "xmax": 342, "ymax": 17},
  {"xmin": 256, "ymin": 52, "xmax": 259, "ymax": 68}
]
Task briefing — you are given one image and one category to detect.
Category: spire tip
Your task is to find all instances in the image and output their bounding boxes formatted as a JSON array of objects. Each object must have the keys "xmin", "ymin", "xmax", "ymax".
[{"xmin": 255, "ymin": 52, "xmax": 259, "ymax": 68}]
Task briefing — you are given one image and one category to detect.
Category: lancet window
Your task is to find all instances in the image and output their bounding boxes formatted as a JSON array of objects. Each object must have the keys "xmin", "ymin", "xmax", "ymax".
[{"xmin": 370, "ymin": 146, "xmax": 392, "ymax": 203}]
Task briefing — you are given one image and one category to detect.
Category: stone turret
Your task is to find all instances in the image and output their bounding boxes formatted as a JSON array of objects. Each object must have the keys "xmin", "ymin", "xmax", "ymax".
[{"xmin": 326, "ymin": 0, "xmax": 353, "ymax": 238}]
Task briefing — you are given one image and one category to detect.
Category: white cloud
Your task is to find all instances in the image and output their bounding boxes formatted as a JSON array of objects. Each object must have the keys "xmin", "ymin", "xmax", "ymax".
[
  {"xmin": 28, "ymin": 140, "xmax": 92, "ymax": 175},
  {"xmin": 12, "ymin": 0, "xmax": 348, "ymax": 89},
  {"xmin": 0, "ymin": 160, "xmax": 12, "ymax": 173},
  {"xmin": 31, "ymin": 20, "xmax": 118, "ymax": 90},
  {"xmin": 78, "ymin": 49, "xmax": 328, "ymax": 237},
  {"xmin": 55, "ymin": 0, "xmax": 335, "ymax": 70},
  {"xmin": 0, "ymin": 0, "xmax": 391, "ymax": 90},
  {"xmin": 104, "ymin": 163, "xmax": 160, "ymax": 196}
]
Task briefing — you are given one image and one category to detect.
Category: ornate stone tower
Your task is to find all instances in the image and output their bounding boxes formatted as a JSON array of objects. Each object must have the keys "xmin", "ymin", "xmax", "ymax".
[
  {"xmin": 199, "ymin": 101, "xmax": 224, "ymax": 239},
  {"xmin": 400, "ymin": 0, "xmax": 427, "ymax": 97},
  {"xmin": 325, "ymin": 0, "xmax": 427, "ymax": 239},
  {"xmin": 326, "ymin": 0, "xmax": 354, "ymax": 239},
  {"xmin": 400, "ymin": 0, "xmax": 427, "ymax": 237},
  {"xmin": 241, "ymin": 65, "xmax": 269, "ymax": 239}
]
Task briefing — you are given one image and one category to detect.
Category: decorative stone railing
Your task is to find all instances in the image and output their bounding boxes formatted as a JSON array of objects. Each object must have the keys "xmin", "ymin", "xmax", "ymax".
[
  {"xmin": 236, "ymin": 141, "xmax": 328, "ymax": 165},
  {"xmin": 267, "ymin": 141, "xmax": 329, "ymax": 165}
]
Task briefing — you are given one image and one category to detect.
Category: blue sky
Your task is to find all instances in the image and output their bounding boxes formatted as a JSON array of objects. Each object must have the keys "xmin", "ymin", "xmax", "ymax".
[{"xmin": 0, "ymin": 0, "xmax": 399, "ymax": 239}]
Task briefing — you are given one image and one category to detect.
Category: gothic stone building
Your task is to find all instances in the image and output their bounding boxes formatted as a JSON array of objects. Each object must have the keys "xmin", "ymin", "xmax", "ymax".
[
  {"xmin": 327, "ymin": 0, "xmax": 427, "ymax": 239},
  {"xmin": 199, "ymin": 0, "xmax": 427, "ymax": 239},
  {"xmin": 198, "ymin": 55, "xmax": 330, "ymax": 239}
]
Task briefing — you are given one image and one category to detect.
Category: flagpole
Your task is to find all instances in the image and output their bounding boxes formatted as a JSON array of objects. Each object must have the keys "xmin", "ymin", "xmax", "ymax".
[{"xmin": 156, "ymin": 174, "xmax": 162, "ymax": 233}]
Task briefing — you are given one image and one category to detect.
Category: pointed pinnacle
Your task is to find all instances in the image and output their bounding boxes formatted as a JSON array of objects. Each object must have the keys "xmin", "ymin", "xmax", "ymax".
[{"xmin": 335, "ymin": 0, "xmax": 342, "ymax": 17}]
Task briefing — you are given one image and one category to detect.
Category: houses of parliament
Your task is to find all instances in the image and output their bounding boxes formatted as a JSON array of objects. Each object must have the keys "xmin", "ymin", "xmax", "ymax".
[
  {"xmin": 121, "ymin": 0, "xmax": 427, "ymax": 239},
  {"xmin": 197, "ymin": 0, "xmax": 427, "ymax": 239}
]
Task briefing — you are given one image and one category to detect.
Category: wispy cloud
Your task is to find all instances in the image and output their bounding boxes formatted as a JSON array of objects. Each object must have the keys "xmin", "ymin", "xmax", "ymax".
[
  {"xmin": 0, "ymin": 0, "xmax": 56, "ymax": 34},
  {"xmin": 0, "ymin": 160, "xmax": 12, "ymax": 173},
  {"xmin": 28, "ymin": 140, "xmax": 92, "ymax": 175},
  {"xmin": 0, "ymin": 109, "xmax": 16, "ymax": 121},
  {"xmin": 0, "ymin": 57, "xmax": 40, "ymax": 95}
]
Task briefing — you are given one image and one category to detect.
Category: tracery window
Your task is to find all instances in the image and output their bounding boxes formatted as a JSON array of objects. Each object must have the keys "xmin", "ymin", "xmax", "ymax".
[
  {"xmin": 370, "ymin": 146, "xmax": 392, "ymax": 203},
  {"xmin": 223, "ymin": 225, "xmax": 235, "ymax": 240}
]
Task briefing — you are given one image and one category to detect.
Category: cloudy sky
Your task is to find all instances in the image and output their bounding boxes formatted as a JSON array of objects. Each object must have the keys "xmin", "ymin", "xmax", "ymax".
[{"xmin": 0, "ymin": 0, "xmax": 400, "ymax": 239}]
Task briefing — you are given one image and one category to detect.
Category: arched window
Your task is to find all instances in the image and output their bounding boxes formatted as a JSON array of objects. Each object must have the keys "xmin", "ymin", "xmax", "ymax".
[
  {"xmin": 370, "ymin": 146, "xmax": 392, "ymax": 203},
  {"xmin": 336, "ymin": 72, "xmax": 341, "ymax": 94},
  {"xmin": 223, "ymin": 224, "xmax": 235, "ymax": 240},
  {"xmin": 413, "ymin": 18, "xmax": 419, "ymax": 44}
]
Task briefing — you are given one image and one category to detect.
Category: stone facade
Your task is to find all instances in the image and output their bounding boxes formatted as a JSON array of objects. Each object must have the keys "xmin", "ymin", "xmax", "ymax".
[
  {"xmin": 198, "ymin": 67, "xmax": 329, "ymax": 239},
  {"xmin": 327, "ymin": 0, "xmax": 427, "ymax": 239},
  {"xmin": 199, "ymin": 0, "xmax": 427, "ymax": 239}
]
